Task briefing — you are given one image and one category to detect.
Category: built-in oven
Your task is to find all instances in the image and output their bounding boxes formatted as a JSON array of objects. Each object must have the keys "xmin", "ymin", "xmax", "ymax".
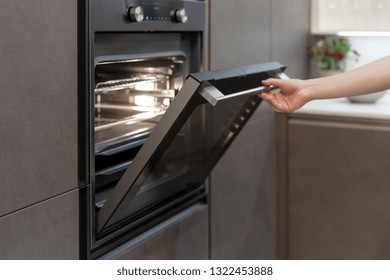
[
  {"xmin": 82, "ymin": 0, "xmax": 207, "ymax": 258},
  {"xmin": 80, "ymin": 0, "xmax": 288, "ymax": 259}
]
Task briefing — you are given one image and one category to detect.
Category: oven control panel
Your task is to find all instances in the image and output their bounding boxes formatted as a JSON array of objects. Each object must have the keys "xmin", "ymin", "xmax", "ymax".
[
  {"xmin": 126, "ymin": 0, "xmax": 188, "ymax": 23},
  {"xmin": 92, "ymin": 0, "xmax": 205, "ymax": 32}
]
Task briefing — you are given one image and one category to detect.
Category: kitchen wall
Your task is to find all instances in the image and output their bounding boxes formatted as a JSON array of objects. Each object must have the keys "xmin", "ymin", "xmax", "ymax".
[
  {"xmin": 346, "ymin": 36, "xmax": 390, "ymax": 69},
  {"xmin": 311, "ymin": 0, "xmax": 390, "ymax": 70}
]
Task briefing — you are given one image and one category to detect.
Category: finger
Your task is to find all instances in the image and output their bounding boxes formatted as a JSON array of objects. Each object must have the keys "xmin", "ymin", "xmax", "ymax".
[
  {"xmin": 260, "ymin": 95, "xmax": 274, "ymax": 108},
  {"xmin": 261, "ymin": 92, "xmax": 290, "ymax": 112},
  {"xmin": 260, "ymin": 93, "xmax": 283, "ymax": 111},
  {"xmin": 262, "ymin": 78, "xmax": 281, "ymax": 87},
  {"xmin": 261, "ymin": 98, "xmax": 279, "ymax": 111},
  {"xmin": 259, "ymin": 92, "xmax": 274, "ymax": 103}
]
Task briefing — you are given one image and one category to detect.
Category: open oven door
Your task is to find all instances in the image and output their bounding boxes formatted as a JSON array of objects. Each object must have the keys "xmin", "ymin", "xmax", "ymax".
[{"xmin": 96, "ymin": 61, "xmax": 288, "ymax": 235}]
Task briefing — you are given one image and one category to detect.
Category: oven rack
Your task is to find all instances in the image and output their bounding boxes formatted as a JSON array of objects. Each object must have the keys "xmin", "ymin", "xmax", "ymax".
[{"xmin": 95, "ymin": 75, "xmax": 167, "ymax": 93}]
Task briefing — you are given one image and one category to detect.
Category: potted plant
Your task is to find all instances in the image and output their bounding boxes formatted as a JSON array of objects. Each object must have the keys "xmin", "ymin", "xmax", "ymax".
[{"xmin": 310, "ymin": 36, "xmax": 360, "ymax": 76}]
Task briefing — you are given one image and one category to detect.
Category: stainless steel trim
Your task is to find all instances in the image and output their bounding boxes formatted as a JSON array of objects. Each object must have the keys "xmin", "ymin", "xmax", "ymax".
[
  {"xmin": 200, "ymin": 85, "xmax": 278, "ymax": 106},
  {"xmin": 277, "ymin": 72, "xmax": 290, "ymax": 80},
  {"xmin": 199, "ymin": 86, "xmax": 223, "ymax": 106}
]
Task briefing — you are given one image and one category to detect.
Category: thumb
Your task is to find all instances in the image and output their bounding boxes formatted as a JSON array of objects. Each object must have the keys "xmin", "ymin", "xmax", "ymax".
[{"xmin": 262, "ymin": 78, "xmax": 281, "ymax": 87}]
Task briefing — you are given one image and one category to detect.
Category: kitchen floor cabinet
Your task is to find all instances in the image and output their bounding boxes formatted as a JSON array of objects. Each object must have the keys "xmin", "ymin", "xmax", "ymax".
[
  {"xmin": 208, "ymin": 0, "xmax": 310, "ymax": 259},
  {"xmin": 0, "ymin": 190, "xmax": 79, "ymax": 260},
  {"xmin": 0, "ymin": 0, "xmax": 79, "ymax": 259},
  {"xmin": 277, "ymin": 114, "xmax": 390, "ymax": 259}
]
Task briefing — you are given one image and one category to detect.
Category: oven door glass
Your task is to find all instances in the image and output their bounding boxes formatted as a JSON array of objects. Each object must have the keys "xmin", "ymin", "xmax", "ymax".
[{"xmin": 96, "ymin": 61, "xmax": 287, "ymax": 235}]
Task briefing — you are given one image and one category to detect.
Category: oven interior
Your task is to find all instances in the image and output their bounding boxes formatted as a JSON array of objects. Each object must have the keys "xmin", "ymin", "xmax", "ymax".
[
  {"xmin": 93, "ymin": 54, "xmax": 206, "ymax": 231},
  {"xmin": 94, "ymin": 55, "xmax": 186, "ymax": 155}
]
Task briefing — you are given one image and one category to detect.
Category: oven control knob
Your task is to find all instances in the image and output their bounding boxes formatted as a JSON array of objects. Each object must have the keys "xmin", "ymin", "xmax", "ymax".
[
  {"xmin": 172, "ymin": 8, "xmax": 188, "ymax": 23},
  {"xmin": 128, "ymin": 6, "xmax": 144, "ymax": 22}
]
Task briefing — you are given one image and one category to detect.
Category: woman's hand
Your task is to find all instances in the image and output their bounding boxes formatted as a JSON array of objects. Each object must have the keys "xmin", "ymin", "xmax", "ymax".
[{"xmin": 259, "ymin": 78, "xmax": 312, "ymax": 113}]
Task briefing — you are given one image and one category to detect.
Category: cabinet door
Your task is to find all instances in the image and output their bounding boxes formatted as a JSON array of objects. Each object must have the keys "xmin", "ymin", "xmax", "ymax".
[
  {"xmin": 209, "ymin": 0, "xmax": 273, "ymax": 260},
  {"xmin": 99, "ymin": 204, "xmax": 209, "ymax": 260},
  {"xmin": 0, "ymin": 0, "xmax": 78, "ymax": 216},
  {"xmin": 286, "ymin": 117, "xmax": 390, "ymax": 259},
  {"xmin": 0, "ymin": 189, "xmax": 79, "ymax": 260},
  {"xmin": 271, "ymin": 0, "xmax": 310, "ymax": 79},
  {"xmin": 209, "ymin": 0, "xmax": 271, "ymax": 70},
  {"xmin": 211, "ymin": 103, "xmax": 277, "ymax": 259},
  {"xmin": 208, "ymin": 0, "xmax": 310, "ymax": 259}
]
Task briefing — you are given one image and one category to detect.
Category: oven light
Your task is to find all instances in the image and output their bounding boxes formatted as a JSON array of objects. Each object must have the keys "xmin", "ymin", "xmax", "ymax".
[
  {"xmin": 134, "ymin": 81, "xmax": 155, "ymax": 91},
  {"xmin": 163, "ymin": 98, "xmax": 170, "ymax": 106},
  {"xmin": 135, "ymin": 95, "xmax": 154, "ymax": 106}
]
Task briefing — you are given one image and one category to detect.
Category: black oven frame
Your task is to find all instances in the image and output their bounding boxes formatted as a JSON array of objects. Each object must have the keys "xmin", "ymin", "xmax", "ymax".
[{"xmin": 79, "ymin": 0, "xmax": 207, "ymax": 259}]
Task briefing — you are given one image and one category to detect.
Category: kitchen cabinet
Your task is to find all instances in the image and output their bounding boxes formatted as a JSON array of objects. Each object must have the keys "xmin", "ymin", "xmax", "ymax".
[
  {"xmin": 311, "ymin": 0, "xmax": 390, "ymax": 34},
  {"xmin": 0, "ymin": 0, "xmax": 79, "ymax": 259},
  {"xmin": 208, "ymin": 0, "xmax": 310, "ymax": 259},
  {"xmin": 0, "ymin": 189, "xmax": 79, "ymax": 260},
  {"xmin": 208, "ymin": 0, "xmax": 272, "ymax": 70},
  {"xmin": 99, "ymin": 204, "xmax": 209, "ymax": 260},
  {"xmin": 0, "ymin": 0, "xmax": 78, "ymax": 216},
  {"xmin": 211, "ymin": 103, "xmax": 277, "ymax": 259},
  {"xmin": 271, "ymin": 0, "xmax": 311, "ymax": 79},
  {"xmin": 277, "ymin": 113, "xmax": 390, "ymax": 259}
]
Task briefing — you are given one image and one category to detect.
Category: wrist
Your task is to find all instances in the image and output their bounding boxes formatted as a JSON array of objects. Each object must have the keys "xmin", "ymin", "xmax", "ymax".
[{"xmin": 300, "ymin": 79, "xmax": 318, "ymax": 103}]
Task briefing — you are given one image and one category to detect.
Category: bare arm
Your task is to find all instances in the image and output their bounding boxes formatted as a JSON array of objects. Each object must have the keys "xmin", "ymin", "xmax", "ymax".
[{"xmin": 260, "ymin": 55, "xmax": 390, "ymax": 112}]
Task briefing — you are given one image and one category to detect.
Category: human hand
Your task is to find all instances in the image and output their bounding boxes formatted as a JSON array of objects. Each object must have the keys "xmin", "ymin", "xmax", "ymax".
[{"xmin": 259, "ymin": 78, "xmax": 311, "ymax": 113}]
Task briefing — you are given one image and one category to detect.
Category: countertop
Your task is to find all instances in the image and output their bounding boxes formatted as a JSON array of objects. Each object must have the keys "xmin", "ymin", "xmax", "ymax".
[{"xmin": 293, "ymin": 92, "xmax": 390, "ymax": 121}]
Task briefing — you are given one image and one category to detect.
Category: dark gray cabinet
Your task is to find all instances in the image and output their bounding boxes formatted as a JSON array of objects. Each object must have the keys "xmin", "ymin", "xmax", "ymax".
[
  {"xmin": 278, "ymin": 114, "xmax": 390, "ymax": 259},
  {"xmin": 99, "ymin": 204, "xmax": 209, "ymax": 260},
  {"xmin": 270, "ymin": 0, "xmax": 311, "ymax": 79},
  {"xmin": 208, "ymin": 0, "xmax": 310, "ymax": 78},
  {"xmin": 0, "ymin": 0, "xmax": 79, "ymax": 259},
  {"xmin": 0, "ymin": 0, "xmax": 78, "ymax": 216},
  {"xmin": 211, "ymin": 103, "xmax": 277, "ymax": 259},
  {"xmin": 0, "ymin": 189, "xmax": 79, "ymax": 260},
  {"xmin": 208, "ymin": 0, "xmax": 310, "ymax": 259},
  {"xmin": 208, "ymin": 0, "xmax": 271, "ymax": 69}
]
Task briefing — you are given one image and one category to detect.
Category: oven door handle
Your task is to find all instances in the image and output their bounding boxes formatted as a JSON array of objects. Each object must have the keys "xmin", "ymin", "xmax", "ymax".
[{"xmin": 199, "ymin": 85, "xmax": 279, "ymax": 106}]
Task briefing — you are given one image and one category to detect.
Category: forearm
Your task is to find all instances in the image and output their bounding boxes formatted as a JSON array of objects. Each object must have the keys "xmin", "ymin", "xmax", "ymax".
[{"xmin": 305, "ymin": 55, "xmax": 390, "ymax": 101}]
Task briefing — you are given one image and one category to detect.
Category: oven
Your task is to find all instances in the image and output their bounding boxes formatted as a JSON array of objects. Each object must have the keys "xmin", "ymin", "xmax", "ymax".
[{"xmin": 80, "ymin": 0, "xmax": 288, "ymax": 259}]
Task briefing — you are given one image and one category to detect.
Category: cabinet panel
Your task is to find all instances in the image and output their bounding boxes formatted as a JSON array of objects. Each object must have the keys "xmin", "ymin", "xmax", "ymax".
[
  {"xmin": 287, "ymin": 118, "xmax": 390, "ymax": 259},
  {"xmin": 208, "ymin": 0, "xmax": 275, "ymax": 260},
  {"xmin": 0, "ymin": 0, "xmax": 78, "ymax": 215},
  {"xmin": 271, "ymin": 0, "xmax": 311, "ymax": 79},
  {"xmin": 0, "ymin": 189, "xmax": 79, "ymax": 260},
  {"xmin": 209, "ymin": 0, "xmax": 271, "ymax": 70},
  {"xmin": 210, "ymin": 105, "xmax": 277, "ymax": 259},
  {"xmin": 99, "ymin": 204, "xmax": 208, "ymax": 260},
  {"xmin": 208, "ymin": 0, "xmax": 310, "ymax": 259}
]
